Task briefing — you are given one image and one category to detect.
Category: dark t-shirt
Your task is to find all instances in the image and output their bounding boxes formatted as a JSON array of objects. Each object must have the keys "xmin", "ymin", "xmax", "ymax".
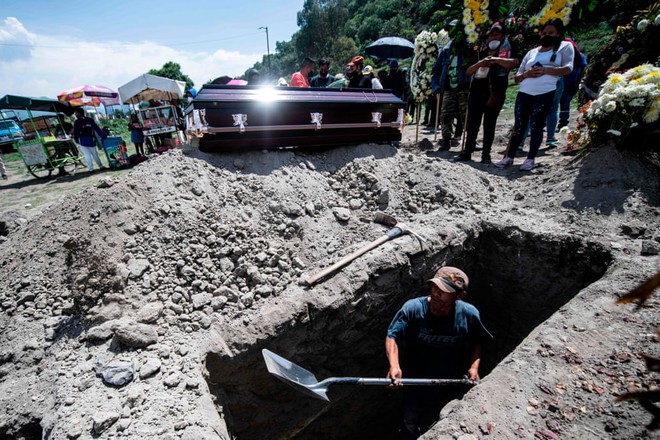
[
  {"xmin": 310, "ymin": 74, "xmax": 336, "ymax": 88},
  {"xmin": 470, "ymin": 38, "xmax": 516, "ymax": 94},
  {"xmin": 348, "ymin": 73, "xmax": 372, "ymax": 89},
  {"xmin": 387, "ymin": 297, "xmax": 493, "ymax": 378}
]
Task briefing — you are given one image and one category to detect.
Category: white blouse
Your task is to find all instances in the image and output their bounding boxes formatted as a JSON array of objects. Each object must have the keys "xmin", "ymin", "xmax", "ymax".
[{"xmin": 518, "ymin": 41, "xmax": 574, "ymax": 96}]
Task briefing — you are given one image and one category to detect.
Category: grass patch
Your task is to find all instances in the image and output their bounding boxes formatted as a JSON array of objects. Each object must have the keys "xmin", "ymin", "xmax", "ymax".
[
  {"xmin": 2, "ymin": 152, "xmax": 22, "ymax": 163},
  {"xmin": 500, "ymin": 82, "xmax": 520, "ymax": 119}
]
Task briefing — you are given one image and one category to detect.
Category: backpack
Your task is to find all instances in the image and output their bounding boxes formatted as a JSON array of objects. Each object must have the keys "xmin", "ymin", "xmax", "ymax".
[{"xmin": 565, "ymin": 39, "xmax": 587, "ymax": 85}]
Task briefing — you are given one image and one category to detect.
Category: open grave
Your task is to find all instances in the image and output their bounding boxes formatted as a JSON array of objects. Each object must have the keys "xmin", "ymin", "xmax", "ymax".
[{"xmin": 205, "ymin": 223, "xmax": 612, "ymax": 440}]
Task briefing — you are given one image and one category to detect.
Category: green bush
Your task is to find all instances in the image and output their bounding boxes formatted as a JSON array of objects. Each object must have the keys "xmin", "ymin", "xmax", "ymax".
[{"xmin": 100, "ymin": 118, "xmax": 130, "ymax": 140}]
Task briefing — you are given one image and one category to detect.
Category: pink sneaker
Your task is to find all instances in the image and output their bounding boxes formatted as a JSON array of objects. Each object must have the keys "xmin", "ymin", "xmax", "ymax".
[
  {"xmin": 494, "ymin": 157, "xmax": 513, "ymax": 168},
  {"xmin": 520, "ymin": 158, "xmax": 535, "ymax": 171}
]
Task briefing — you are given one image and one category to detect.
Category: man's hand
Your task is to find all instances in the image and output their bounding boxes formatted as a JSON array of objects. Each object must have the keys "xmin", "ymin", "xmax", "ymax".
[
  {"xmin": 387, "ymin": 366, "xmax": 403, "ymax": 387},
  {"xmin": 468, "ymin": 366, "xmax": 480, "ymax": 382}
]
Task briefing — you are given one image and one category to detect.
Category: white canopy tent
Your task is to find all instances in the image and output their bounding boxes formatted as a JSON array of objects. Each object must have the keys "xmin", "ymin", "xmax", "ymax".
[{"xmin": 118, "ymin": 73, "xmax": 186, "ymax": 104}]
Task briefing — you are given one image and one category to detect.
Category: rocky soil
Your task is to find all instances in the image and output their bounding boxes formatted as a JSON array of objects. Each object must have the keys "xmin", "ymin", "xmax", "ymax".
[{"xmin": 0, "ymin": 120, "xmax": 658, "ymax": 440}]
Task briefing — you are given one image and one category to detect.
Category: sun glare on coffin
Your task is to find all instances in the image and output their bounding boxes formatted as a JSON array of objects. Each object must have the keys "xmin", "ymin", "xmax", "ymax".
[{"xmin": 254, "ymin": 87, "xmax": 279, "ymax": 103}]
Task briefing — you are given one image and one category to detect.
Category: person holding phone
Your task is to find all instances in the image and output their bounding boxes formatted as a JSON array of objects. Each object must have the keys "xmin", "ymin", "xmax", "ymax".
[{"xmin": 495, "ymin": 18, "xmax": 574, "ymax": 171}]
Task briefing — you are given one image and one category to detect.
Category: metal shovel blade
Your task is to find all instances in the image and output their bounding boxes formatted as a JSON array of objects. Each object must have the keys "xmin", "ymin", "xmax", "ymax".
[{"xmin": 262, "ymin": 349, "xmax": 331, "ymax": 401}]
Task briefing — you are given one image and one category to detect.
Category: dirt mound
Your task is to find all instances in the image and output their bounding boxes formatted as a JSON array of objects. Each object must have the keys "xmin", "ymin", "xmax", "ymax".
[{"xmin": 0, "ymin": 127, "xmax": 658, "ymax": 439}]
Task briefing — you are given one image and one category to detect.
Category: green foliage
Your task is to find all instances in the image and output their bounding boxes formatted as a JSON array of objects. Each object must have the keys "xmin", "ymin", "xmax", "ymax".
[
  {"xmin": 148, "ymin": 62, "xmax": 194, "ymax": 90},
  {"xmin": 100, "ymin": 117, "xmax": 130, "ymax": 141},
  {"xmin": 243, "ymin": 0, "xmax": 657, "ymax": 83}
]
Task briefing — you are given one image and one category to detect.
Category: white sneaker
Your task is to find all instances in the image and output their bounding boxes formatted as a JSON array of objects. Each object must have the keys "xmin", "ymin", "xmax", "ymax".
[
  {"xmin": 520, "ymin": 158, "xmax": 535, "ymax": 171},
  {"xmin": 494, "ymin": 157, "xmax": 513, "ymax": 168}
]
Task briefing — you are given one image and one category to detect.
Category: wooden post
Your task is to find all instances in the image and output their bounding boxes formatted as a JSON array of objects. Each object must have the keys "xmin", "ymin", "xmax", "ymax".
[
  {"xmin": 433, "ymin": 93, "xmax": 441, "ymax": 141},
  {"xmin": 415, "ymin": 102, "xmax": 421, "ymax": 143}
]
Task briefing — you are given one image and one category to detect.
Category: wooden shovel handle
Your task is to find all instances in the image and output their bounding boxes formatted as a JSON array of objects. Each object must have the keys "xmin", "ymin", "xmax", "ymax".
[{"xmin": 306, "ymin": 228, "xmax": 402, "ymax": 286}]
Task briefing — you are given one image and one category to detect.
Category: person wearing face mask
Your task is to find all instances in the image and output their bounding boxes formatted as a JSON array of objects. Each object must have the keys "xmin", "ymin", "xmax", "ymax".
[
  {"xmin": 310, "ymin": 58, "xmax": 335, "ymax": 88},
  {"xmin": 346, "ymin": 56, "xmax": 372, "ymax": 89},
  {"xmin": 185, "ymin": 88, "xmax": 197, "ymax": 104},
  {"xmin": 291, "ymin": 58, "xmax": 315, "ymax": 88},
  {"xmin": 495, "ymin": 18, "xmax": 574, "ymax": 171},
  {"xmin": 454, "ymin": 22, "xmax": 519, "ymax": 164}
]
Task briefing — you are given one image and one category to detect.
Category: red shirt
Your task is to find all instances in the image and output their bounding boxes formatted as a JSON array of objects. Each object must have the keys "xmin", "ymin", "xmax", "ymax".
[{"xmin": 290, "ymin": 72, "xmax": 310, "ymax": 88}]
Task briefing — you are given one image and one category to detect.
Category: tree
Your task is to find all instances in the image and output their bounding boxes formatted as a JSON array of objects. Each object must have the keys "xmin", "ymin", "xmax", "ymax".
[{"xmin": 148, "ymin": 62, "xmax": 194, "ymax": 91}]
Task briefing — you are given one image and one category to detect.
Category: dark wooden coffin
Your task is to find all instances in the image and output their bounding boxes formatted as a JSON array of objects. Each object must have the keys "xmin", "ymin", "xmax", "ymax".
[{"xmin": 184, "ymin": 85, "xmax": 405, "ymax": 150}]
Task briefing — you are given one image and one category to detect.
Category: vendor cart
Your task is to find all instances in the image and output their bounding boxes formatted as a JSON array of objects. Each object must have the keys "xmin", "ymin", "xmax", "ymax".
[
  {"xmin": 136, "ymin": 104, "xmax": 179, "ymax": 150},
  {"xmin": 118, "ymin": 74, "xmax": 186, "ymax": 149},
  {"xmin": 17, "ymin": 137, "xmax": 84, "ymax": 178},
  {"xmin": 0, "ymin": 95, "xmax": 84, "ymax": 178}
]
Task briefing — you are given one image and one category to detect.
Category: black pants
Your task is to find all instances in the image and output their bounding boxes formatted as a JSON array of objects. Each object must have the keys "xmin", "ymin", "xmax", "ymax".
[
  {"xmin": 506, "ymin": 90, "xmax": 555, "ymax": 160},
  {"xmin": 464, "ymin": 89, "xmax": 503, "ymax": 157},
  {"xmin": 399, "ymin": 387, "xmax": 463, "ymax": 440},
  {"xmin": 559, "ymin": 81, "xmax": 579, "ymax": 127}
]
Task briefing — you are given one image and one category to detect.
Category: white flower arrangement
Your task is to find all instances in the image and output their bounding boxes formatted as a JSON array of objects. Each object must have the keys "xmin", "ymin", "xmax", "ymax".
[
  {"xmin": 410, "ymin": 30, "xmax": 449, "ymax": 102},
  {"xmin": 573, "ymin": 64, "xmax": 660, "ymax": 148},
  {"xmin": 529, "ymin": 0, "xmax": 578, "ymax": 26}
]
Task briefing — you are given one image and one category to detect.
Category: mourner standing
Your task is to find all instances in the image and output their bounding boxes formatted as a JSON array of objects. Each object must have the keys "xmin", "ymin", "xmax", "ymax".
[
  {"xmin": 455, "ymin": 22, "xmax": 519, "ymax": 164},
  {"xmin": 346, "ymin": 56, "xmax": 372, "ymax": 88},
  {"xmin": 291, "ymin": 58, "xmax": 315, "ymax": 88},
  {"xmin": 386, "ymin": 266, "xmax": 492, "ymax": 440},
  {"xmin": 382, "ymin": 60, "xmax": 407, "ymax": 100},
  {"xmin": 310, "ymin": 58, "xmax": 335, "ymax": 88},
  {"xmin": 495, "ymin": 18, "xmax": 574, "ymax": 171},
  {"xmin": 431, "ymin": 21, "xmax": 476, "ymax": 151}
]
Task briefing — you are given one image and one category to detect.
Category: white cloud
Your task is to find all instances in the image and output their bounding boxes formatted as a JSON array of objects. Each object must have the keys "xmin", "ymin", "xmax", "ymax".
[{"xmin": 0, "ymin": 17, "xmax": 262, "ymax": 99}]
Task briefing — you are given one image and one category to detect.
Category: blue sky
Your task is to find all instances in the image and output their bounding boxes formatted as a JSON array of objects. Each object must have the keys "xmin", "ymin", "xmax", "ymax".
[{"xmin": 0, "ymin": 0, "xmax": 304, "ymax": 99}]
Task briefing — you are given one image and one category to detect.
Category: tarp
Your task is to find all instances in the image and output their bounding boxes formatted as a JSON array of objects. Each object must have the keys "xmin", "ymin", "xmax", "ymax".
[
  {"xmin": 118, "ymin": 73, "xmax": 186, "ymax": 104},
  {"xmin": 0, "ymin": 94, "xmax": 74, "ymax": 116}
]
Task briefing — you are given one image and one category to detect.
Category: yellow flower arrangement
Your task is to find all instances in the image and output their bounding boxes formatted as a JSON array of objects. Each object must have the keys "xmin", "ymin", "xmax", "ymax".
[
  {"xmin": 530, "ymin": 0, "xmax": 578, "ymax": 26},
  {"xmin": 462, "ymin": 0, "xmax": 490, "ymax": 43}
]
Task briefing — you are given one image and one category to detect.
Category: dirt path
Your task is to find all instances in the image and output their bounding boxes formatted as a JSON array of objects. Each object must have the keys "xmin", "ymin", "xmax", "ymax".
[{"xmin": 0, "ymin": 154, "xmax": 132, "ymax": 216}]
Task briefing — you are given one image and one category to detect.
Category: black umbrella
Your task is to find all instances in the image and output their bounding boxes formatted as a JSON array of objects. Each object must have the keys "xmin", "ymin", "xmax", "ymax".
[{"xmin": 365, "ymin": 37, "xmax": 415, "ymax": 60}]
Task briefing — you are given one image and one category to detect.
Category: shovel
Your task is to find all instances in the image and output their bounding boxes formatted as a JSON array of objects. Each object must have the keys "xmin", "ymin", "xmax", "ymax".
[
  {"xmin": 305, "ymin": 213, "xmax": 426, "ymax": 286},
  {"xmin": 262, "ymin": 349, "xmax": 475, "ymax": 402}
]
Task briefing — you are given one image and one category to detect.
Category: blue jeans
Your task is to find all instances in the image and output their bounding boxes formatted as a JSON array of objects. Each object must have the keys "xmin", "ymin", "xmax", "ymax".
[
  {"xmin": 507, "ymin": 90, "xmax": 556, "ymax": 160},
  {"xmin": 546, "ymin": 77, "xmax": 564, "ymax": 139}
]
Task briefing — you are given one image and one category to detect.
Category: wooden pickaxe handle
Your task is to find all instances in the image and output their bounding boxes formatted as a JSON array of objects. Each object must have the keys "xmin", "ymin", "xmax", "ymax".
[{"xmin": 305, "ymin": 227, "xmax": 403, "ymax": 286}]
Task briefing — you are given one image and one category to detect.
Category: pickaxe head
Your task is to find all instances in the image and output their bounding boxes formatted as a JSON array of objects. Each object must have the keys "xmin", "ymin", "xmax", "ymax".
[
  {"xmin": 373, "ymin": 212, "xmax": 398, "ymax": 227},
  {"xmin": 373, "ymin": 212, "xmax": 426, "ymax": 243}
]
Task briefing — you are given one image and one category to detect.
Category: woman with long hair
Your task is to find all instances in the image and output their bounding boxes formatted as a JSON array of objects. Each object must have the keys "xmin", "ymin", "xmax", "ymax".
[{"xmin": 495, "ymin": 18, "xmax": 574, "ymax": 171}]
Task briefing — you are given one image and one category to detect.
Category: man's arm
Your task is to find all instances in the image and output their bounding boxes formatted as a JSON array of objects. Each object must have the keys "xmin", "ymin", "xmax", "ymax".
[
  {"xmin": 385, "ymin": 337, "xmax": 403, "ymax": 384},
  {"xmin": 467, "ymin": 343, "xmax": 482, "ymax": 381}
]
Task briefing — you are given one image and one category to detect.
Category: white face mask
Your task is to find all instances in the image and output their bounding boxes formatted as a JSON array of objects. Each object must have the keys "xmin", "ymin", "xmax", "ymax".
[
  {"xmin": 488, "ymin": 40, "xmax": 501, "ymax": 50},
  {"xmin": 187, "ymin": 97, "xmax": 193, "ymax": 103}
]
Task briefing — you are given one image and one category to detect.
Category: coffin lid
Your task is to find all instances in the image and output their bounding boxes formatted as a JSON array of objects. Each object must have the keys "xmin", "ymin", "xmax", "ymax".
[
  {"xmin": 118, "ymin": 74, "xmax": 186, "ymax": 104},
  {"xmin": 191, "ymin": 84, "xmax": 405, "ymax": 106}
]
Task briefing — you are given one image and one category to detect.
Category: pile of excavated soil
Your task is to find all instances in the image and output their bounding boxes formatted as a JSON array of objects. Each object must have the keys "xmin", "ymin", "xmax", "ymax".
[{"xmin": 0, "ymin": 122, "xmax": 658, "ymax": 440}]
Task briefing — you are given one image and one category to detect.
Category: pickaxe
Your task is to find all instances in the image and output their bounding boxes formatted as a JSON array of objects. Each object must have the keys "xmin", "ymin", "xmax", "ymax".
[{"xmin": 305, "ymin": 212, "xmax": 426, "ymax": 286}]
